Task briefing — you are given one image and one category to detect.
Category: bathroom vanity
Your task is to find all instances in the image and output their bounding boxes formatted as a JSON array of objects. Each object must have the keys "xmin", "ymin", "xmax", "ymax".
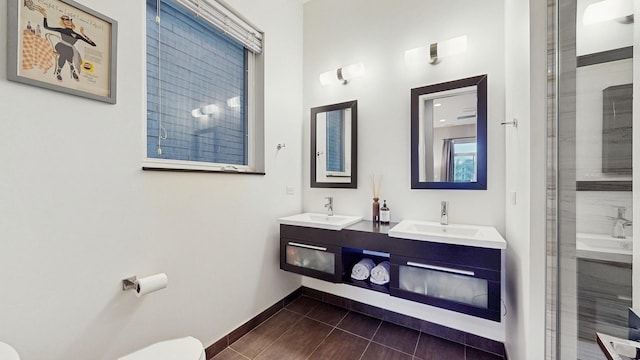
[
  {"xmin": 280, "ymin": 220, "xmax": 504, "ymax": 322},
  {"xmin": 576, "ymin": 233, "xmax": 633, "ymax": 341}
]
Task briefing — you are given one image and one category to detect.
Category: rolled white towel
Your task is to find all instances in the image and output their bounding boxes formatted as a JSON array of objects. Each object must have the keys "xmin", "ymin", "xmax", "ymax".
[
  {"xmin": 351, "ymin": 258, "xmax": 376, "ymax": 281},
  {"xmin": 370, "ymin": 261, "xmax": 391, "ymax": 285}
]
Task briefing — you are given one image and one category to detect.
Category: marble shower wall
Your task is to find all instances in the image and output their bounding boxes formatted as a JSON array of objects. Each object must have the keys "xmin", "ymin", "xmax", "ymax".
[{"xmin": 576, "ymin": 191, "xmax": 633, "ymax": 236}]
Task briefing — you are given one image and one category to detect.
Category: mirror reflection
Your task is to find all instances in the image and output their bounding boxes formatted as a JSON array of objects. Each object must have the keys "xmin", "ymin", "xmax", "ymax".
[
  {"xmin": 317, "ymin": 109, "xmax": 352, "ymax": 179},
  {"xmin": 411, "ymin": 75, "xmax": 487, "ymax": 190},
  {"xmin": 418, "ymin": 86, "xmax": 478, "ymax": 182},
  {"xmin": 311, "ymin": 101, "xmax": 357, "ymax": 188}
]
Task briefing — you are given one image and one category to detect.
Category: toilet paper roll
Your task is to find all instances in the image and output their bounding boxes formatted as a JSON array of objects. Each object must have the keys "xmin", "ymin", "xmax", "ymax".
[{"xmin": 135, "ymin": 273, "xmax": 168, "ymax": 297}]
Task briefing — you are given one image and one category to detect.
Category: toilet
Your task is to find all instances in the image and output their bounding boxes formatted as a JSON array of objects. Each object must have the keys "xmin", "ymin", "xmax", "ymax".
[
  {"xmin": 0, "ymin": 342, "xmax": 20, "ymax": 360},
  {"xmin": 119, "ymin": 337, "xmax": 205, "ymax": 360}
]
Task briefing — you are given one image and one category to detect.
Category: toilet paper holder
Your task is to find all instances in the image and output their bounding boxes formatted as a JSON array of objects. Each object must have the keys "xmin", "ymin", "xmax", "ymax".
[
  {"xmin": 121, "ymin": 273, "xmax": 169, "ymax": 297},
  {"xmin": 122, "ymin": 276, "xmax": 137, "ymax": 291}
]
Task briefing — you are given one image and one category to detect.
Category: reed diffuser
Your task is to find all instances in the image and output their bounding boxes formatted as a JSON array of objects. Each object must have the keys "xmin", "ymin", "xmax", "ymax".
[{"xmin": 369, "ymin": 174, "xmax": 382, "ymax": 223}]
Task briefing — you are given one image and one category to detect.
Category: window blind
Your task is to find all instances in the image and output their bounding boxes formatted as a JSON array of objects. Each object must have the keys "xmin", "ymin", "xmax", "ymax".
[{"xmin": 170, "ymin": 0, "xmax": 263, "ymax": 54}]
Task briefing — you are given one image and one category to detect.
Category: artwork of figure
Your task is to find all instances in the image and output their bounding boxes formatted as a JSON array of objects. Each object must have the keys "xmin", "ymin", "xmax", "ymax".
[
  {"xmin": 38, "ymin": 8, "xmax": 96, "ymax": 82},
  {"xmin": 11, "ymin": 0, "xmax": 116, "ymax": 102}
]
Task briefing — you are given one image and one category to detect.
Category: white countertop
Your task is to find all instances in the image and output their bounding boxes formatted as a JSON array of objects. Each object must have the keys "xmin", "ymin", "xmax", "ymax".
[{"xmin": 388, "ymin": 220, "xmax": 507, "ymax": 249}]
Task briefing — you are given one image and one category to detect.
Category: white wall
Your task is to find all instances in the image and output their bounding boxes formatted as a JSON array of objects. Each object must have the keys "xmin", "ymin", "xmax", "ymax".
[
  {"xmin": 504, "ymin": 0, "xmax": 530, "ymax": 356},
  {"xmin": 504, "ymin": 0, "xmax": 547, "ymax": 359},
  {"xmin": 302, "ymin": 0, "xmax": 506, "ymax": 341},
  {"xmin": 0, "ymin": 0, "xmax": 303, "ymax": 359}
]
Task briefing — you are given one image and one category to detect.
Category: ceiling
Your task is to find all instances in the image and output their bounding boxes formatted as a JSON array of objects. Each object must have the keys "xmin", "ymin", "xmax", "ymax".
[{"xmin": 432, "ymin": 92, "xmax": 477, "ymax": 128}]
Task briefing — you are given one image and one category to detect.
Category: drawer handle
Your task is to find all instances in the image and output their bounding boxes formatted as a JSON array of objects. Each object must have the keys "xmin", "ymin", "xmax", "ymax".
[
  {"xmin": 406, "ymin": 261, "xmax": 475, "ymax": 277},
  {"xmin": 618, "ymin": 295, "xmax": 632, "ymax": 302},
  {"xmin": 288, "ymin": 242, "xmax": 327, "ymax": 252}
]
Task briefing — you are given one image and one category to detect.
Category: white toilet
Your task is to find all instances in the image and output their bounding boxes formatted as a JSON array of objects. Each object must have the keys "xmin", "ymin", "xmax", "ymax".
[
  {"xmin": 0, "ymin": 342, "xmax": 20, "ymax": 360},
  {"xmin": 119, "ymin": 337, "xmax": 205, "ymax": 360}
]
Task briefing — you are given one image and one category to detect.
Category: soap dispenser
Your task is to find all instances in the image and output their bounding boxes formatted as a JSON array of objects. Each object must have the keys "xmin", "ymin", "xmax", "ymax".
[{"xmin": 380, "ymin": 200, "xmax": 390, "ymax": 225}]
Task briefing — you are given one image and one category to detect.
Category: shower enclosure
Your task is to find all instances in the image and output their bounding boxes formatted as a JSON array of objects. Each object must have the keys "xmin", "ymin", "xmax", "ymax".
[{"xmin": 548, "ymin": 0, "xmax": 637, "ymax": 358}]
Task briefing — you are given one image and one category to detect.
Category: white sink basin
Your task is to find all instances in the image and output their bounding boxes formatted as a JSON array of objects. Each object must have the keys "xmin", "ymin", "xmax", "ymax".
[
  {"xmin": 0, "ymin": 342, "xmax": 20, "ymax": 360},
  {"xmin": 597, "ymin": 332, "xmax": 640, "ymax": 360},
  {"xmin": 577, "ymin": 233, "xmax": 632, "ymax": 263},
  {"xmin": 389, "ymin": 220, "xmax": 506, "ymax": 249},
  {"xmin": 278, "ymin": 213, "xmax": 362, "ymax": 230}
]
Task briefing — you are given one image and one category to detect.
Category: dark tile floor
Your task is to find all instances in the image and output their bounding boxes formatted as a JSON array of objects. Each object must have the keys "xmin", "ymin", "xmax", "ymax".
[{"xmin": 212, "ymin": 296, "xmax": 504, "ymax": 360}]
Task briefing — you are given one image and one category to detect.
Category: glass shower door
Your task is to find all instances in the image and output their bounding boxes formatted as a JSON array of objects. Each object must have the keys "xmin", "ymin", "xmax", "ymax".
[{"xmin": 553, "ymin": 0, "xmax": 636, "ymax": 358}]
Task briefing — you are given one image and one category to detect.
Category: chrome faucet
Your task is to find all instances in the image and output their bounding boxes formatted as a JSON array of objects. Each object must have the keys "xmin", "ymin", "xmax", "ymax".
[
  {"xmin": 440, "ymin": 201, "xmax": 448, "ymax": 225},
  {"xmin": 324, "ymin": 197, "xmax": 333, "ymax": 216},
  {"xmin": 613, "ymin": 207, "xmax": 632, "ymax": 239}
]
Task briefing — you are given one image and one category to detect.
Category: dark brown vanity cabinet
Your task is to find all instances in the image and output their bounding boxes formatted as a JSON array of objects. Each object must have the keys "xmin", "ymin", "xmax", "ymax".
[
  {"xmin": 279, "ymin": 222, "xmax": 503, "ymax": 322},
  {"xmin": 389, "ymin": 253, "xmax": 501, "ymax": 322},
  {"xmin": 578, "ymin": 258, "xmax": 632, "ymax": 341},
  {"xmin": 279, "ymin": 225, "xmax": 343, "ymax": 282}
]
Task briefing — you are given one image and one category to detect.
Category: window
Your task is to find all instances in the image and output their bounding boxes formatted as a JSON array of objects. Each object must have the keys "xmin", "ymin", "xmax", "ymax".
[
  {"xmin": 315, "ymin": 108, "xmax": 352, "ymax": 178},
  {"xmin": 325, "ymin": 110, "xmax": 345, "ymax": 174},
  {"xmin": 143, "ymin": 0, "xmax": 264, "ymax": 173},
  {"xmin": 451, "ymin": 141, "xmax": 477, "ymax": 182}
]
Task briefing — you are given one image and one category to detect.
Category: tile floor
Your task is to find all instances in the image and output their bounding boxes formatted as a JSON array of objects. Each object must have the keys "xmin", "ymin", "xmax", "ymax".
[{"xmin": 212, "ymin": 296, "xmax": 504, "ymax": 360}]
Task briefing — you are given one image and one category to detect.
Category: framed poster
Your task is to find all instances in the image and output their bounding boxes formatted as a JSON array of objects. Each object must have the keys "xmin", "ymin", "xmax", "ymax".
[{"xmin": 7, "ymin": 0, "xmax": 117, "ymax": 103}]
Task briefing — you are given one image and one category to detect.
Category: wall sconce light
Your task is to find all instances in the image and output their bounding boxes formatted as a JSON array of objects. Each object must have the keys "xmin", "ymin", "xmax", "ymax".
[
  {"xmin": 405, "ymin": 35, "xmax": 467, "ymax": 65},
  {"xmin": 191, "ymin": 104, "xmax": 219, "ymax": 118},
  {"xmin": 583, "ymin": 0, "xmax": 634, "ymax": 25},
  {"xmin": 319, "ymin": 62, "xmax": 365, "ymax": 85},
  {"xmin": 227, "ymin": 96, "xmax": 241, "ymax": 108}
]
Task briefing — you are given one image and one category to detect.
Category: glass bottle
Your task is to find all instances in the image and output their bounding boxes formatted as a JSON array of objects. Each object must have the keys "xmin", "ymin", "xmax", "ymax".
[{"xmin": 380, "ymin": 200, "xmax": 390, "ymax": 225}]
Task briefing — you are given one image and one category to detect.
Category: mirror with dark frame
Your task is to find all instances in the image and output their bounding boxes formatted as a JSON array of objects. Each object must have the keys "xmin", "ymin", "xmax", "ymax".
[
  {"xmin": 311, "ymin": 100, "xmax": 358, "ymax": 188},
  {"xmin": 411, "ymin": 75, "xmax": 487, "ymax": 190},
  {"xmin": 602, "ymin": 83, "xmax": 632, "ymax": 175}
]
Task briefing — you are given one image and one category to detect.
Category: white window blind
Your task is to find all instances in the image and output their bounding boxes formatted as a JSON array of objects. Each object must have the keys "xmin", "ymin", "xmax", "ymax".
[{"xmin": 171, "ymin": 0, "xmax": 263, "ymax": 54}]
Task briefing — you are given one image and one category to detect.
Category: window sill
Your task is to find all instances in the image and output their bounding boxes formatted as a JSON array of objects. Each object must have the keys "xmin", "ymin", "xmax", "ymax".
[
  {"xmin": 142, "ymin": 159, "xmax": 264, "ymax": 175},
  {"xmin": 142, "ymin": 166, "xmax": 265, "ymax": 175}
]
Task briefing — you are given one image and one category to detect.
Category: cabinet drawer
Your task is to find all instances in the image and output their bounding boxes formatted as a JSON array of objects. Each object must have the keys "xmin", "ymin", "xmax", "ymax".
[
  {"xmin": 389, "ymin": 255, "xmax": 501, "ymax": 321},
  {"xmin": 578, "ymin": 259, "xmax": 631, "ymax": 298},
  {"xmin": 280, "ymin": 225, "xmax": 343, "ymax": 245},
  {"xmin": 578, "ymin": 259, "xmax": 632, "ymax": 340},
  {"xmin": 389, "ymin": 239, "xmax": 502, "ymax": 271},
  {"xmin": 280, "ymin": 237, "xmax": 342, "ymax": 283}
]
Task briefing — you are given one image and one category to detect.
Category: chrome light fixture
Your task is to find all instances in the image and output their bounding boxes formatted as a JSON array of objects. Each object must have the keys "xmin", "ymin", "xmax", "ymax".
[
  {"xmin": 319, "ymin": 62, "xmax": 365, "ymax": 85},
  {"xmin": 583, "ymin": 0, "xmax": 634, "ymax": 25},
  {"xmin": 227, "ymin": 96, "xmax": 241, "ymax": 108},
  {"xmin": 405, "ymin": 35, "xmax": 468, "ymax": 65}
]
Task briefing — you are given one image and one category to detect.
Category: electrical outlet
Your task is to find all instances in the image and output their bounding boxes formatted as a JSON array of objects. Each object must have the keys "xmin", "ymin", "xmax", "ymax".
[{"xmin": 286, "ymin": 186, "xmax": 294, "ymax": 195}]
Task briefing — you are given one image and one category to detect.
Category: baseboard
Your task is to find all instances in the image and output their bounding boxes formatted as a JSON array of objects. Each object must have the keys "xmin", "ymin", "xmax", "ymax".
[{"xmin": 204, "ymin": 286, "xmax": 506, "ymax": 359}]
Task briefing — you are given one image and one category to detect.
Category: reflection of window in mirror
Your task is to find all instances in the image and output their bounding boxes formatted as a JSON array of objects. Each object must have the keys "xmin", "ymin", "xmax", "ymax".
[
  {"xmin": 325, "ymin": 109, "xmax": 350, "ymax": 177},
  {"xmin": 438, "ymin": 137, "xmax": 477, "ymax": 182},
  {"xmin": 316, "ymin": 109, "xmax": 352, "ymax": 179},
  {"xmin": 421, "ymin": 86, "xmax": 477, "ymax": 182},
  {"xmin": 452, "ymin": 140, "xmax": 477, "ymax": 182}
]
